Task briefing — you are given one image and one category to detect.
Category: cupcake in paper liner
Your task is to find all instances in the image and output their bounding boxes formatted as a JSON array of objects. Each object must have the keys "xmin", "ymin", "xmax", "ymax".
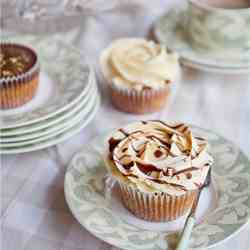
[
  {"xmin": 104, "ymin": 121, "xmax": 213, "ymax": 222},
  {"xmin": 100, "ymin": 38, "xmax": 180, "ymax": 114},
  {"xmin": 0, "ymin": 43, "xmax": 40, "ymax": 109}
]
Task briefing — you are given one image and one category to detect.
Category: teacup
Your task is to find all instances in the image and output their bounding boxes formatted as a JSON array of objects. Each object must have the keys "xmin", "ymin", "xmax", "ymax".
[{"xmin": 187, "ymin": 0, "xmax": 250, "ymax": 56}]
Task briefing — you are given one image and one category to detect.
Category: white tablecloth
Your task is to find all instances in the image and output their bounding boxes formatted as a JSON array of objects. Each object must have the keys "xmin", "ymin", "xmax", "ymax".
[{"xmin": 1, "ymin": 1, "xmax": 250, "ymax": 250}]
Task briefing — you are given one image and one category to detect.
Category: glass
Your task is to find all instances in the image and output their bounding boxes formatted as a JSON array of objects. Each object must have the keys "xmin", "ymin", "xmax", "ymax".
[{"xmin": 1, "ymin": 0, "xmax": 121, "ymax": 46}]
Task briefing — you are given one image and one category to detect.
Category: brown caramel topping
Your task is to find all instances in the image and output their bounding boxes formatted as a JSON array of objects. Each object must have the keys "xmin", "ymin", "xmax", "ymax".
[
  {"xmin": 186, "ymin": 172, "xmax": 192, "ymax": 179},
  {"xmin": 151, "ymin": 120, "xmax": 184, "ymax": 130},
  {"xmin": 122, "ymin": 147, "xmax": 127, "ymax": 153},
  {"xmin": 165, "ymin": 167, "xmax": 175, "ymax": 176},
  {"xmin": 118, "ymin": 128, "xmax": 129, "ymax": 136},
  {"xmin": 154, "ymin": 150, "xmax": 163, "ymax": 158},
  {"xmin": 136, "ymin": 162, "xmax": 159, "ymax": 174},
  {"xmin": 173, "ymin": 167, "xmax": 199, "ymax": 176},
  {"xmin": 108, "ymin": 120, "xmax": 212, "ymax": 193},
  {"xmin": 137, "ymin": 143, "xmax": 147, "ymax": 157},
  {"xmin": 0, "ymin": 44, "xmax": 36, "ymax": 78},
  {"xmin": 146, "ymin": 134, "xmax": 171, "ymax": 148},
  {"xmin": 123, "ymin": 161, "xmax": 134, "ymax": 170},
  {"xmin": 195, "ymin": 136, "xmax": 205, "ymax": 141},
  {"xmin": 108, "ymin": 137, "xmax": 121, "ymax": 152}
]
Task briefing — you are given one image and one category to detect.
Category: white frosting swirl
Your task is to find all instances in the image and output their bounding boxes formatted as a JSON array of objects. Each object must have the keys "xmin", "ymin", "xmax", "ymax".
[
  {"xmin": 100, "ymin": 38, "xmax": 179, "ymax": 91},
  {"xmin": 105, "ymin": 121, "xmax": 213, "ymax": 195}
]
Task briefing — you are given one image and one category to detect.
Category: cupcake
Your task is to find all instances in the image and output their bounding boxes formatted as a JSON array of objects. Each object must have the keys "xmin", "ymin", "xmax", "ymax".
[
  {"xmin": 0, "ymin": 43, "xmax": 40, "ymax": 109},
  {"xmin": 104, "ymin": 121, "xmax": 213, "ymax": 222},
  {"xmin": 100, "ymin": 38, "xmax": 180, "ymax": 114}
]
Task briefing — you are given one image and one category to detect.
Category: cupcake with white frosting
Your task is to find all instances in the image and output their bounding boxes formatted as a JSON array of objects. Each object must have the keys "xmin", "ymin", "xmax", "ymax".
[
  {"xmin": 104, "ymin": 120, "xmax": 213, "ymax": 221},
  {"xmin": 100, "ymin": 38, "xmax": 180, "ymax": 114}
]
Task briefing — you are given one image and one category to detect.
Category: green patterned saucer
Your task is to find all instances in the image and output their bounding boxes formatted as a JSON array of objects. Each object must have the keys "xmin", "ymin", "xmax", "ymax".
[
  {"xmin": 0, "ymin": 35, "xmax": 92, "ymax": 129},
  {"xmin": 65, "ymin": 126, "xmax": 250, "ymax": 250},
  {"xmin": 0, "ymin": 84, "xmax": 97, "ymax": 147},
  {"xmin": 182, "ymin": 59, "xmax": 250, "ymax": 74},
  {"xmin": 0, "ymin": 94, "xmax": 100, "ymax": 154},
  {"xmin": 0, "ymin": 74, "xmax": 96, "ymax": 140},
  {"xmin": 154, "ymin": 9, "xmax": 250, "ymax": 69}
]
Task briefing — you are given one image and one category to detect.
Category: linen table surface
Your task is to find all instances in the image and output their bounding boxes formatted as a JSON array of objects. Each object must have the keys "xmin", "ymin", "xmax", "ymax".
[{"xmin": 1, "ymin": 1, "xmax": 250, "ymax": 250}]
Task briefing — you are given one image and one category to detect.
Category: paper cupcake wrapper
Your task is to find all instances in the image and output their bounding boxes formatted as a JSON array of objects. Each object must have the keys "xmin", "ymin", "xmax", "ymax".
[
  {"xmin": 0, "ymin": 42, "xmax": 39, "ymax": 85},
  {"xmin": 119, "ymin": 182, "xmax": 198, "ymax": 222},
  {"xmin": 0, "ymin": 70, "xmax": 39, "ymax": 109},
  {"xmin": 0, "ymin": 43, "xmax": 40, "ymax": 109},
  {"xmin": 109, "ymin": 83, "xmax": 171, "ymax": 114}
]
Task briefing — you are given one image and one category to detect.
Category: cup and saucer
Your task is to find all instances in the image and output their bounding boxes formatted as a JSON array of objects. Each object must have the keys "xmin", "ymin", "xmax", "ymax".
[{"xmin": 154, "ymin": 0, "xmax": 250, "ymax": 74}]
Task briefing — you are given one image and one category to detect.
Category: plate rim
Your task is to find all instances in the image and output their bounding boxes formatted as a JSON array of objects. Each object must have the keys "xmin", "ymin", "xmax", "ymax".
[
  {"xmin": 182, "ymin": 60, "xmax": 250, "ymax": 74},
  {"xmin": 0, "ymin": 85, "xmax": 98, "ymax": 146},
  {"xmin": 0, "ymin": 36, "xmax": 93, "ymax": 129},
  {"xmin": 0, "ymin": 75, "xmax": 97, "ymax": 139},
  {"xmin": 64, "ymin": 126, "xmax": 250, "ymax": 250},
  {"xmin": 154, "ymin": 8, "xmax": 250, "ymax": 69},
  {"xmin": 0, "ymin": 94, "xmax": 100, "ymax": 154}
]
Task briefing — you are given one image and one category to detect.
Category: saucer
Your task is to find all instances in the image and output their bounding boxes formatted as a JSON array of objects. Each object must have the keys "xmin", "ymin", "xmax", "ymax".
[
  {"xmin": 0, "ymin": 94, "xmax": 100, "ymax": 154},
  {"xmin": 182, "ymin": 59, "xmax": 250, "ymax": 74},
  {"xmin": 0, "ymin": 85, "xmax": 97, "ymax": 147},
  {"xmin": 0, "ymin": 35, "xmax": 92, "ymax": 129},
  {"xmin": 65, "ymin": 126, "xmax": 250, "ymax": 250},
  {"xmin": 0, "ymin": 34, "xmax": 100, "ymax": 154},
  {"xmin": 154, "ymin": 9, "xmax": 250, "ymax": 70}
]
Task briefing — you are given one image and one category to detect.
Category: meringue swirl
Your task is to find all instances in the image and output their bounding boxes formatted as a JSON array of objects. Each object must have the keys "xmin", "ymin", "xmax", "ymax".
[
  {"xmin": 105, "ymin": 121, "xmax": 213, "ymax": 195},
  {"xmin": 100, "ymin": 38, "xmax": 179, "ymax": 91}
]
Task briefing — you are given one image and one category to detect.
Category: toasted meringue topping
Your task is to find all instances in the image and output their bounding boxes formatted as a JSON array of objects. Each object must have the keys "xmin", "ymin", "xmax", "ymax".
[{"xmin": 105, "ymin": 121, "xmax": 213, "ymax": 195}]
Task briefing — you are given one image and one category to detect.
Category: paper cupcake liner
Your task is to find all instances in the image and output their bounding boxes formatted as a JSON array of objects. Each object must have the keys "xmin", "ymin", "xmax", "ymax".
[
  {"xmin": 119, "ymin": 182, "xmax": 198, "ymax": 222},
  {"xmin": 109, "ymin": 84, "xmax": 171, "ymax": 114},
  {"xmin": 0, "ymin": 69, "xmax": 39, "ymax": 109},
  {"xmin": 0, "ymin": 43, "xmax": 40, "ymax": 109}
]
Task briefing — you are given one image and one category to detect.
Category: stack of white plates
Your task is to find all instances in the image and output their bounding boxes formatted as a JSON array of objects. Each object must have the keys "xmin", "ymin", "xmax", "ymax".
[
  {"xmin": 0, "ymin": 35, "xmax": 100, "ymax": 154},
  {"xmin": 154, "ymin": 9, "xmax": 250, "ymax": 74}
]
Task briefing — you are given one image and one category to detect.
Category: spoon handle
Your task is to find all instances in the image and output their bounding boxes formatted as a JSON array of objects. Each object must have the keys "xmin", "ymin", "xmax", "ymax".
[{"xmin": 176, "ymin": 216, "xmax": 195, "ymax": 250}]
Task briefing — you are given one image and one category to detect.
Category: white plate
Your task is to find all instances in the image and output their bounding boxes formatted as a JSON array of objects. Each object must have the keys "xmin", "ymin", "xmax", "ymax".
[
  {"xmin": 65, "ymin": 127, "xmax": 250, "ymax": 250},
  {"xmin": 0, "ymin": 74, "xmax": 97, "ymax": 140},
  {"xmin": 0, "ymin": 94, "xmax": 100, "ymax": 154},
  {"xmin": 0, "ymin": 84, "xmax": 98, "ymax": 147},
  {"xmin": 154, "ymin": 9, "xmax": 250, "ymax": 69},
  {"xmin": 182, "ymin": 59, "xmax": 250, "ymax": 74},
  {"xmin": 0, "ymin": 35, "xmax": 92, "ymax": 129}
]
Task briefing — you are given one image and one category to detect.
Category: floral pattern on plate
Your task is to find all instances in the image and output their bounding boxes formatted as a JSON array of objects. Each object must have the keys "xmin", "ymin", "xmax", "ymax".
[
  {"xmin": 65, "ymin": 126, "xmax": 250, "ymax": 250},
  {"xmin": 1, "ymin": 35, "xmax": 91, "ymax": 128},
  {"xmin": 154, "ymin": 9, "xmax": 250, "ymax": 69}
]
